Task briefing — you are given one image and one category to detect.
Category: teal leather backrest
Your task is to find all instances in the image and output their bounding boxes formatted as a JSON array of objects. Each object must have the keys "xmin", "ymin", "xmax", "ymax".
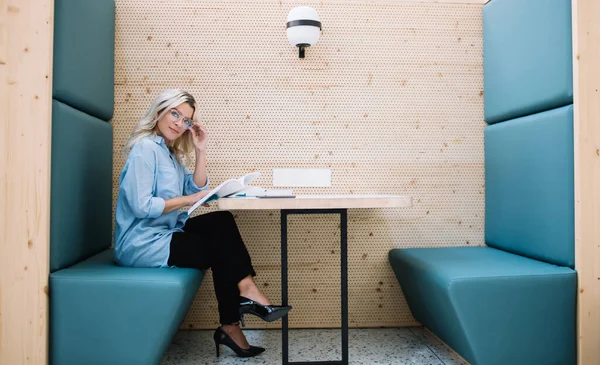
[
  {"xmin": 50, "ymin": 101, "xmax": 114, "ymax": 272},
  {"xmin": 50, "ymin": 0, "xmax": 115, "ymax": 272},
  {"xmin": 53, "ymin": 0, "xmax": 115, "ymax": 121},
  {"xmin": 485, "ymin": 105, "xmax": 574, "ymax": 268},
  {"xmin": 483, "ymin": 0, "xmax": 572, "ymax": 124}
]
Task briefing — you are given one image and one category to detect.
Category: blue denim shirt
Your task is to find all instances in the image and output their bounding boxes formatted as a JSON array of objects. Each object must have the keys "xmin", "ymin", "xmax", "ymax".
[{"xmin": 114, "ymin": 134, "xmax": 209, "ymax": 267}]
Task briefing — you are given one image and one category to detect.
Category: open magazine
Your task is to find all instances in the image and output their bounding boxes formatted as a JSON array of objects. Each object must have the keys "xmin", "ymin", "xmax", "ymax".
[{"xmin": 186, "ymin": 172, "xmax": 293, "ymax": 215}]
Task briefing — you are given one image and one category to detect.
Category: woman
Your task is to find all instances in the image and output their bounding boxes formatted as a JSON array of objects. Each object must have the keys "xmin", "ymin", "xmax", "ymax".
[{"xmin": 114, "ymin": 89, "xmax": 291, "ymax": 358}]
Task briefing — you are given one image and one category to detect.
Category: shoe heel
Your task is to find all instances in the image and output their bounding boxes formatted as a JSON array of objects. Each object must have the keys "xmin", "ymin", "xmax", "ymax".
[
  {"xmin": 213, "ymin": 331, "xmax": 221, "ymax": 357},
  {"xmin": 240, "ymin": 315, "xmax": 246, "ymax": 328},
  {"xmin": 213, "ymin": 326, "xmax": 265, "ymax": 358}
]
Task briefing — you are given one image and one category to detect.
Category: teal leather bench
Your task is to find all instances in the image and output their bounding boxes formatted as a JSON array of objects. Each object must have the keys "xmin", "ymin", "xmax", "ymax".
[
  {"xmin": 49, "ymin": 1, "xmax": 203, "ymax": 364},
  {"xmin": 389, "ymin": 1, "xmax": 576, "ymax": 364}
]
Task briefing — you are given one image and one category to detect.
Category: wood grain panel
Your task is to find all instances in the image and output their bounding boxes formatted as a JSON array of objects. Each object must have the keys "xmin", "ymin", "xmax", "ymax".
[
  {"xmin": 112, "ymin": 0, "xmax": 484, "ymax": 328},
  {"xmin": 0, "ymin": 0, "xmax": 54, "ymax": 363},
  {"xmin": 572, "ymin": 0, "xmax": 600, "ymax": 363}
]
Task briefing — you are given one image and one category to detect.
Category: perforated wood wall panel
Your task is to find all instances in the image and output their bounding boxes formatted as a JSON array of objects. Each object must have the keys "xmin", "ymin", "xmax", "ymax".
[{"xmin": 112, "ymin": 0, "xmax": 484, "ymax": 329}]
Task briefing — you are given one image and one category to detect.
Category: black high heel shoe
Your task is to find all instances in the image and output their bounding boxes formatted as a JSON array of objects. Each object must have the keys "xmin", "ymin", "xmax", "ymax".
[
  {"xmin": 239, "ymin": 296, "xmax": 292, "ymax": 327},
  {"xmin": 213, "ymin": 326, "xmax": 265, "ymax": 358}
]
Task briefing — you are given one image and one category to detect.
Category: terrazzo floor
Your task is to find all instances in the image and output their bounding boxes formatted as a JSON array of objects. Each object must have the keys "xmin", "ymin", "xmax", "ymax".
[{"xmin": 161, "ymin": 327, "xmax": 469, "ymax": 365}]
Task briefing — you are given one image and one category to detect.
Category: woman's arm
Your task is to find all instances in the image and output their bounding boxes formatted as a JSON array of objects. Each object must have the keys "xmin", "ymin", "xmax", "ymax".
[
  {"xmin": 163, "ymin": 190, "xmax": 210, "ymax": 214},
  {"xmin": 162, "ymin": 196, "xmax": 192, "ymax": 214},
  {"xmin": 121, "ymin": 153, "xmax": 166, "ymax": 219},
  {"xmin": 193, "ymin": 147, "xmax": 207, "ymax": 187},
  {"xmin": 123, "ymin": 142, "xmax": 210, "ymax": 218},
  {"xmin": 190, "ymin": 123, "xmax": 208, "ymax": 187}
]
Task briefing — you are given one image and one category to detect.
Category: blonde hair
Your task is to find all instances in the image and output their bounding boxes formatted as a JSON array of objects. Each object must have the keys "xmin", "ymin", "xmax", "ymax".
[{"xmin": 123, "ymin": 89, "xmax": 197, "ymax": 163}]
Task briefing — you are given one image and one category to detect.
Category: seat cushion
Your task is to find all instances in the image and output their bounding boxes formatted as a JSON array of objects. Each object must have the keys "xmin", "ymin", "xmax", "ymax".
[
  {"xmin": 50, "ymin": 100, "xmax": 113, "ymax": 272},
  {"xmin": 53, "ymin": 0, "xmax": 115, "ymax": 121},
  {"xmin": 389, "ymin": 246, "xmax": 576, "ymax": 365},
  {"xmin": 485, "ymin": 105, "xmax": 574, "ymax": 268},
  {"xmin": 483, "ymin": 0, "xmax": 572, "ymax": 124},
  {"xmin": 50, "ymin": 249, "xmax": 204, "ymax": 365}
]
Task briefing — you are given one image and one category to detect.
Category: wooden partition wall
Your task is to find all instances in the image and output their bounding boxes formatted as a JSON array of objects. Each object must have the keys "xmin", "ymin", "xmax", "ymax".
[
  {"xmin": 112, "ymin": 0, "xmax": 486, "ymax": 329},
  {"xmin": 572, "ymin": 0, "xmax": 600, "ymax": 363},
  {"xmin": 1, "ymin": 0, "xmax": 54, "ymax": 364},
  {"xmin": 3, "ymin": 0, "xmax": 600, "ymax": 364}
]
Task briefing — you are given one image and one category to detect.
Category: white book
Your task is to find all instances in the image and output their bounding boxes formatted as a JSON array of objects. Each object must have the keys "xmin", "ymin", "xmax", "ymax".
[
  {"xmin": 187, "ymin": 172, "xmax": 260, "ymax": 215},
  {"xmin": 186, "ymin": 172, "xmax": 294, "ymax": 215}
]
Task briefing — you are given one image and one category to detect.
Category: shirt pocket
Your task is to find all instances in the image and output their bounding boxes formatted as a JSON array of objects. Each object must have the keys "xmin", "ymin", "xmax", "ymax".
[{"xmin": 156, "ymin": 160, "xmax": 182, "ymax": 199}]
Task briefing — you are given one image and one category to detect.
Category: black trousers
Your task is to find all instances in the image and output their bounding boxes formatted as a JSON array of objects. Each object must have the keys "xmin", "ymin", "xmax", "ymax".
[{"xmin": 168, "ymin": 210, "xmax": 256, "ymax": 325}]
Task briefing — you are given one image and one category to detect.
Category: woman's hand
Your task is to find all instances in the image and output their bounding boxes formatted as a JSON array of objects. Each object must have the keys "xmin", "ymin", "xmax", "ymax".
[
  {"xmin": 163, "ymin": 190, "xmax": 210, "ymax": 214},
  {"xmin": 189, "ymin": 121, "xmax": 208, "ymax": 151},
  {"xmin": 163, "ymin": 190, "xmax": 212, "ymax": 214},
  {"xmin": 186, "ymin": 190, "xmax": 212, "ymax": 207}
]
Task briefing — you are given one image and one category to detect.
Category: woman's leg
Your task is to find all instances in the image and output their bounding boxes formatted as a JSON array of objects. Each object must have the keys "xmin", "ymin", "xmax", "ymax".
[
  {"xmin": 169, "ymin": 230, "xmax": 253, "ymax": 349},
  {"xmin": 168, "ymin": 211, "xmax": 266, "ymax": 349},
  {"xmin": 181, "ymin": 211, "xmax": 272, "ymax": 305}
]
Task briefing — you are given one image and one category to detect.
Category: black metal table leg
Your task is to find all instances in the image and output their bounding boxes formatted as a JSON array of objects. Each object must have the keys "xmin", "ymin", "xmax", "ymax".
[
  {"xmin": 281, "ymin": 209, "xmax": 348, "ymax": 365},
  {"xmin": 282, "ymin": 210, "xmax": 289, "ymax": 365},
  {"xmin": 340, "ymin": 210, "xmax": 348, "ymax": 364}
]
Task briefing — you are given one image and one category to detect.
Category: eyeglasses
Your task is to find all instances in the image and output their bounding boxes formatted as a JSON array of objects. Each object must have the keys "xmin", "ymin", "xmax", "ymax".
[{"xmin": 168, "ymin": 108, "xmax": 194, "ymax": 130}]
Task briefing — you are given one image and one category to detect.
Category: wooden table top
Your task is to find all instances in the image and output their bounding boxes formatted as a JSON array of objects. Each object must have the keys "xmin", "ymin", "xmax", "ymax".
[{"xmin": 216, "ymin": 194, "xmax": 413, "ymax": 210}]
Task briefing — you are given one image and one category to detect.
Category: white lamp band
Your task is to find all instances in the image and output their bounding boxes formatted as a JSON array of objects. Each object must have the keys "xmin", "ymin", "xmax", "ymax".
[{"xmin": 286, "ymin": 20, "xmax": 322, "ymax": 30}]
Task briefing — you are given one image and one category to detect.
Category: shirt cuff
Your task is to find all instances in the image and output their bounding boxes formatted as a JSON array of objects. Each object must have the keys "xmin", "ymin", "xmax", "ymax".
[
  {"xmin": 189, "ymin": 175, "xmax": 210, "ymax": 193},
  {"xmin": 148, "ymin": 197, "xmax": 165, "ymax": 218}
]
